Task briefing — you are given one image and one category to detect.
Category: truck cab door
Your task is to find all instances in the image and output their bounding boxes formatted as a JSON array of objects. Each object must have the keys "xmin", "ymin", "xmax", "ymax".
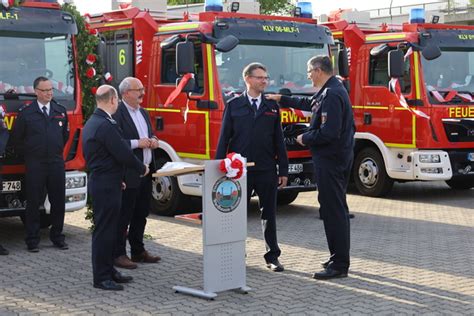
[
  {"xmin": 152, "ymin": 38, "xmax": 211, "ymax": 160},
  {"xmin": 363, "ymin": 45, "xmax": 415, "ymax": 147}
]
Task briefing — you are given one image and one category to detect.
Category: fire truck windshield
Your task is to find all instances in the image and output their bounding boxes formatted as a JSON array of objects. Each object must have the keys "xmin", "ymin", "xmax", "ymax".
[
  {"xmin": 422, "ymin": 48, "xmax": 474, "ymax": 103},
  {"xmin": 215, "ymin": 43, "xmax": 327, "ymax": 95},
  {"xmin": 0, "ymin": 34, "xmax": 74, "ymax": 101}
]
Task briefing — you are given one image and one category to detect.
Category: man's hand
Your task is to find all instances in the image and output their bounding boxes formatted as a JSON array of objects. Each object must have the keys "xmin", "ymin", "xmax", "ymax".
[
  {"xmin": 150, "ymin": 136, "xmax": 159, "ymax": 149},
  {"xmin": 265, "ymin": 94, "xmax": 282, "ymax": 102},
  {"xmin": 138, "ymin": 138, "xmax": 151, "ymax": 149},
  {"xmin": 142, "ymin": 164, "xmax": 150, "ymax": 177},
  {"xmin": 296, "ymin": 134, "xmax": 305, "ymax": 146},
  {"xmin": 278, "ymin": 176, "xmax": 288, "ymax": 189}
]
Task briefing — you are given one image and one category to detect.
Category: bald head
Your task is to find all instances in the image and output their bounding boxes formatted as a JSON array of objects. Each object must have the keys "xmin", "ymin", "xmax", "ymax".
[{"xmin": 95, "ymin": 85, "xmax": 119, "ymax": 114}]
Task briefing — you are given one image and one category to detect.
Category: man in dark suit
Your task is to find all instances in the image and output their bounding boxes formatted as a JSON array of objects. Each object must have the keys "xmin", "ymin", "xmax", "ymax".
[
  {"xmin": 216, "ymin": 63, "xmax": 288, "ymax": 272},
  {"xmin": 112, "ymin": 77, "xmax": 160, "ymax": 269},
  {"xmin": 83, "ymin": 85, "xmax": 149, "ymax": 291},
  {"xmin": 11, "ymin": 76, "xmax": 69, "ymax": 252}
]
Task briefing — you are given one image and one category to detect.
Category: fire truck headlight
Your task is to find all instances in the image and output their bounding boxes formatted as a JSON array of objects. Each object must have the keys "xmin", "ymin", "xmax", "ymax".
[
  {"xmin": 66, "ymin": 176, "xmax": 86, "ymax": 189},
  {"xmin": 419, "ymin": 154, "xmax": 441, "ymax": 163}
]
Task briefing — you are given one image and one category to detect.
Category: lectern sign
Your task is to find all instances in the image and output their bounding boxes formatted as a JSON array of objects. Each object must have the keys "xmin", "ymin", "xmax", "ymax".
[{"xmin": 212, "ymin": 177, "xmax": 242, "ymax": 213}]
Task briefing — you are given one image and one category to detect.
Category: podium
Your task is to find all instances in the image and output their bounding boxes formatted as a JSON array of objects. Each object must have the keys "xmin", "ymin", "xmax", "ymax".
[{"xmin": 153, "ymin": 160, "xmax": 251, "ymax": 299}]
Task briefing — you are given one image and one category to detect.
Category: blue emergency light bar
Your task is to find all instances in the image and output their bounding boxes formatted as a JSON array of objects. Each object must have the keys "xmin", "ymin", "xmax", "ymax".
[
  {"xmin": 205, "ymin": 0, "xmax": 223, "ymax": 12},
  {"xmin": 297, "ymin": 1, "xmax": 313, "ymax": 18},
  {"xmin": 410, "ymin": 8, "xmax": 425, "ymax": 24}
]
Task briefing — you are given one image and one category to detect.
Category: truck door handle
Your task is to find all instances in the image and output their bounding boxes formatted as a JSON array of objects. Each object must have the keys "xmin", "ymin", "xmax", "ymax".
[
  {"xmin": 364, "ymin": 113, "xmax": 372, "ymax": 125},
  {"xmin": 155, "ymin": 117, "xmax": 163, "ymax": 131}
]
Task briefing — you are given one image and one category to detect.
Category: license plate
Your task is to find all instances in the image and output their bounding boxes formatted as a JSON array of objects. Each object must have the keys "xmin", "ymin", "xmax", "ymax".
[
  {"xmin": 2, "ymin": 181, "xmax": 21, "ymax": 192},
  {"xmin": 288, "ymin": 163, "xmax": 303, "ymax": 174},
  {"xmin": 468, "ymin": 153, "xmax": 474, "ymax": 162}
]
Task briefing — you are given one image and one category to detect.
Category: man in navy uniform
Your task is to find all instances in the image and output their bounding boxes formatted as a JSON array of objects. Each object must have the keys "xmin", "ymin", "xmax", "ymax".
[
  {"xmin": 11, "ymin": 76, "xmax": 69, "ymax": 252},
  {"xmin": 83, "ymin": 85, "xmax": 149, "ymax": 291},
  {"xmin": 216, "ymin": 62, "xmax": 288, "ymax": 272},
  {"xmin": 267, "ymin": 55, "xmax": 355, "ymax": 279},
  {"xmin": 112, "ymin": 77, "xmax": 160, "ymax": 270}
]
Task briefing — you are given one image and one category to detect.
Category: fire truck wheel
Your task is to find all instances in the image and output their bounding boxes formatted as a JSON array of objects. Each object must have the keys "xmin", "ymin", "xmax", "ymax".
[
  {"xmin": 353, "ymin": 147, "xmax": 394, "ymax": 197},
  {"xmin": 277, "ymin": 191, "xmax": 299, "ymax": 205},
  {"xmin": 445, "ymin": 178, "xmax": 474, "ymax": 190},
  {"xmin": 151, "ymin": 157, "xmax": 188, "ymax": 216}
]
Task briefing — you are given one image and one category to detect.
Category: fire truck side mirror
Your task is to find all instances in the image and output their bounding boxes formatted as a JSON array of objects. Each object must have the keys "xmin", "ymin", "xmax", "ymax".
[
  {"xmin": 176, "ymin": 41, "xmax": 195, "ymax": 75},
  {"xmin": 422, "ymin": 44, "xmax": 441, "ymax": 61},
  {"xmin": 338, "ymin": 48, "xmax": 349, "ymax": 77},
  {"xmin": 215, "ymin": 35, "xmax": 239, "ymax": 53},
  {"xmin": 388, "ymin": 50, "xmax": 404, "ymax": 78}
]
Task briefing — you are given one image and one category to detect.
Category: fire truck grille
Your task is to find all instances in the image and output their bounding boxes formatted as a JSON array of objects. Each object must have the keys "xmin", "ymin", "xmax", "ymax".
[
  {"xmin": 443, "ymin": 119, "xmax": 474, "ymax": 142},
  {"xmin": 283, "ymin": 123, "xmax": 308, "ymax": 151}
]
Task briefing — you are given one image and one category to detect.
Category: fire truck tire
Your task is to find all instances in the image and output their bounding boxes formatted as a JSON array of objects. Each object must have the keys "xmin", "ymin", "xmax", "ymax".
[
  {"xmin": 353, "ymin": 147, "xmax": 394, "ymax": 197},
  {"xmin": 277, "ymin": 191, "xmax": 299, "ymax": 205},
  {"xmin": 445, "ymin": 178, "xmax": 474, "ymax": 190},
  {"xmin": 151, "ymin": 157, "xmax": 188, "ymax": 216}
]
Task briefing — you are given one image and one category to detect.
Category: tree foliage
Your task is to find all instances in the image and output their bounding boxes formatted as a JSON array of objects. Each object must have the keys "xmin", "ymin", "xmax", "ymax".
[{"xmin": 61, "ymin": 3, "xmax": 102, "ymax": 122}]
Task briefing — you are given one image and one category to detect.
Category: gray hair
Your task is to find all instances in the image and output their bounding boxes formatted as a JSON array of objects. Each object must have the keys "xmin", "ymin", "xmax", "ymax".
[
  {"xmin": 118, "ymin": 77, "xmax": 136, "ymax": 94},
  {"xmin": 95, "ymin": 85, "xmax": 117, "ymax": 104},
  {"xmin": 307, "ymin": 55, "xmax": 333, "ymax": 75}
]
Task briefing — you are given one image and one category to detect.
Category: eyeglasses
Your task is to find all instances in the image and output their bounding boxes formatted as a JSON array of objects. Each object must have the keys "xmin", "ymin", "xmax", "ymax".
[
  {"xmin": 307, "ymin": 68, "xmax": 319, "ymax": 74},
  {"xmin": 249, "ymin": 76, "xmax": 270, "ymax": 81},
  {"xmin": 35, "ymin": 88, "xmax": 53, "ymax": 93},
  {"xmin": 129, "ymin": 88, "xmax": 145, "ymax": 92}
]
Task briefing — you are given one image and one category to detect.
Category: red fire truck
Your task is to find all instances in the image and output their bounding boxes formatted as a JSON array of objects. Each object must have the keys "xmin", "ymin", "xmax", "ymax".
[
  {"xmin": 88, "ymin": 3, "xmax": 336, "ymax": 215},
  {"xmin": 324, "ymin": 13, "xmax": 474, "ymax": 196},
  {"xmin": 0, "ymin": 0, "xmax": 87, "ymax": 225}
]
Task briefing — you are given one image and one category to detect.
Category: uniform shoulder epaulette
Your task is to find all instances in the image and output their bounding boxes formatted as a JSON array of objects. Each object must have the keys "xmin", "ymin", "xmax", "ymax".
[
  {"xmin": 106, "ymin": 117, "xmax": 117, "ymax": 125},
  {"xmin": 226, "ymin": 95, "xmax": 240, "ymax": 105},
  {"xmin": 52, "ymin": 100, "xmax": 67, "ymax": 110},
  {"xmin": 18, "ymin": 104, "xmax": 28, "ymax": 112}
]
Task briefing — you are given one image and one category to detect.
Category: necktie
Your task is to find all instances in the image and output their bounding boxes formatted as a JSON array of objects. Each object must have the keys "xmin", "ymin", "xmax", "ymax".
[
  {"xmin": 42, "ymin": 106, "xmax": 48, "ymax": 117},
  {"xmin": 251, "ymin": 98, "xmax": 258, "ymax": 112}
]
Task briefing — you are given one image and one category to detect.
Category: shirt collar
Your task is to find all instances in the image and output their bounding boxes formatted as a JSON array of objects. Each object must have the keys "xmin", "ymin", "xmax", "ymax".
[
  {"xmin": 37, "ymin": 101, "xmax": 50, "ymax": 110},
  {"xmin": 123, "ymin": 100, "xmax": 140, "ymax": 112},
  {"xmin": 247, "ymin": 93, "xmax": 262, "ymax": 106}
]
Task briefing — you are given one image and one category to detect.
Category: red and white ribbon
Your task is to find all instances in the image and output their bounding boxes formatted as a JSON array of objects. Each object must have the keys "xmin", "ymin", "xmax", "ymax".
[{"xmin": 219, "ymin": 152, "xmax": 246, "ymax": 180}]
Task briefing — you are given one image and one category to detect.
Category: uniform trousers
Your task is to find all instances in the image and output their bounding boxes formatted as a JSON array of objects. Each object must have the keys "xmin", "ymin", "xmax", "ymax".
[
  {"xmin": 115, "ymin": 174, "xmax": 152, "ymax": 258},
  {"xmin": 314, "ymin": 156, "xmax": 352, "ymax": 272},
  {"xmin": 90, "ymin": 175, "xmax": 122, "ymax": 284},
  {"xmin": 25, "ymin": 160, "xmax": 65, "ymax": 247},
  {"xmin": 247, "ymin": 169, "xmax": 281, "ymax": 263}
]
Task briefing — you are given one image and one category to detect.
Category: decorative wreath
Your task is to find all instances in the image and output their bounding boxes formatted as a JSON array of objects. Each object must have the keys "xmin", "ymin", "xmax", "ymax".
[{"xmin": 219, "ymin": 152, "xmax": 246, "ymax": 180}]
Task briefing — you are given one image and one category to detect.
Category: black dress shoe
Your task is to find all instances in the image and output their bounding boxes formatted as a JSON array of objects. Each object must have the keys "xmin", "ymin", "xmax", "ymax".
[
  {"xmin": 0, "ymin": 244, "xmax": 8, "ymax": 255},
  {"xmin": 53, "ymin": 241, "xmax": 69, "ymax": 250},
  {"xmin": 349, "ymin": 213, "xmax": 355, "ymax": 219},
  {"xmin": 27, "ymin": 245, "xmax": 39, "ymax": 253},
  {"xmin": 313, "ymin": 267, "xmax": 348, "ymax": 280},
  {"xmin": 266, "ymin": 259, "xmax": 284, "ymax": 272},
  {"xmin": 112, "ymin": 271, "xmax": 133, "ymax": 284},
  {"xmin": 321, "ymin": 259, "xmax": 331, "ymax": 269},
  {"xmin": 93, "ymin": 280, "xmax": 124, "ymax": 291}
]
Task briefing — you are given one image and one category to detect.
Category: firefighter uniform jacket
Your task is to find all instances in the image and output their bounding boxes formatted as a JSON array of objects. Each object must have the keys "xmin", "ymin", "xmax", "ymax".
[
  {"xmin": 216, "ymin": 91, "xmax": 288, "ymax": 177},
  {"xmin": 279, "ymin": 76, "xmax": 355, "ymax": 166},
  {"xmin": 11, "ymin": 100, "xmax": 69, "ymax": 163}
]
